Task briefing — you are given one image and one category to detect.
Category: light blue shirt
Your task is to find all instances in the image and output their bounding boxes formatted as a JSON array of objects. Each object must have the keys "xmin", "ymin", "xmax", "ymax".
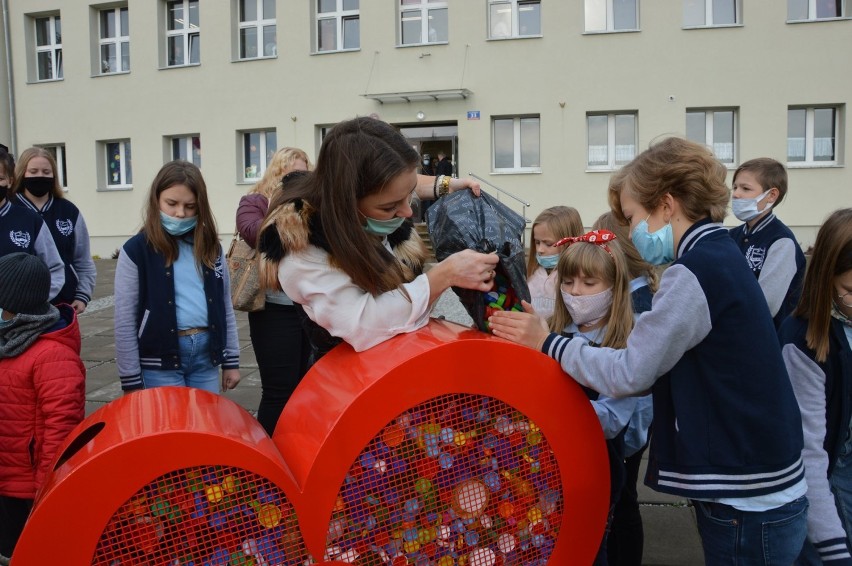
[
  {"xmin": 566, "ymin": 323, "xmax": 638, "ymax": 440},
  {"xmin": 174, "ymin": 239, "xmax": 209, "ymax": 330}
]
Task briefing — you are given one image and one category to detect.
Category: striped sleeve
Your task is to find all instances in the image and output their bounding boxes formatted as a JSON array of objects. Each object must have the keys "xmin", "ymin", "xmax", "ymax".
[{"xmin": 542, "ymin": 264, "xmax": 712, "ymax": 398}]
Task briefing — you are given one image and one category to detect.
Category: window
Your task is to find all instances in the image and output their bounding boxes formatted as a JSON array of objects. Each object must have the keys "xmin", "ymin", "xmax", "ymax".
[
  {"xmin": 587, "ymin": 112, "xmax": 637, "ymax": 170},
  {"xmin": 585, "ymin": 0, "xmax": 638, "ymax": 32},
  {"xmin": 493, "ymin": 116, "xmax": 540, "ymax": 172},
  {"xmin": 685, "ymin": 108, "xmax": 737, "ymax": 165},
  {"xmin": 316, "ymin": 0, "xmax": 360, "ymax": 52},
  {"xmin": 35, "ymin": 15, "xmax": 63, "ymax": 81},
  {"xmin": 788, "ymin": 0, "xmax": 848, "ymax": 21},
  {"xmin": 102, "ymin": 140, "xmax": 132, "ymax": 188},
  {"xmin": 166, "ymin": 0, "xmax": 200, "ymax": 66},
  {"xmin": 99, "ymin": 6, "xmax": 130, "ymax": 74},
  {"xmin": 683, "ymin": 0, "xmax": 739, "ymax": 26},
  {"xmin": 38, "ymin": 144, "xmax": 68, "ymax": 188},
  {"xmin": 238, "ymin": 0, "xmax": 276, "ymax": 59},
  {"xmin": 787, "ymin": 106, "xmax": 841, "ymax": 165},
  {"xmin": 170, "ymin": 135, "xmax": 201, "ymax": 166},
  {"xmin": 488, "ymin": 0, "xmax": 541, "ymax": 39},
  {"xmin": 241, "ymin": 130, "xmax": 277, "ymax": 180},
  {"xmin": 400, "ymin": 0, "xmax": 448, "ymax": 45}
]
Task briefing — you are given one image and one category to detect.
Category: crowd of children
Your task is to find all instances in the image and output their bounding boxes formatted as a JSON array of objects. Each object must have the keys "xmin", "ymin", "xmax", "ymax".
[{"xmin": 0, "ymin": 127, "xmax": 850, "ymax": 565}]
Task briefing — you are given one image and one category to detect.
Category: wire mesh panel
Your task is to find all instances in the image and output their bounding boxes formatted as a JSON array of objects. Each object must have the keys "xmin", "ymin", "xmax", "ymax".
[
  {"xmin": 325, "ymin": 394, "xmax": 563, "ymax": 565},
  {"xmin": 93, "ymin": 465, "xmax": 309, "ymax": 565}
]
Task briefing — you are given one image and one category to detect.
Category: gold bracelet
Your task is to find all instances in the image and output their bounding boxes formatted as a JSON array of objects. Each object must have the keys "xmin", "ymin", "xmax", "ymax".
[{"xmin": 438, "ymin": 175, "xmax": 451, "ymax": 197}]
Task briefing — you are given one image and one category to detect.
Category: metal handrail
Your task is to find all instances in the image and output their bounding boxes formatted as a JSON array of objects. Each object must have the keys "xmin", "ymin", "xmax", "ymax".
[{"xmin": 468, "ymin": 172, "xmax": 531, "ymax": 248}]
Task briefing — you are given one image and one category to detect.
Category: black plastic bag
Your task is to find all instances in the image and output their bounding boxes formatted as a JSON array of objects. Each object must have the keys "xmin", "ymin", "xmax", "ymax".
[{"xmin": 427, "ymin": 190, "xmax": 531, "ymax": 331}]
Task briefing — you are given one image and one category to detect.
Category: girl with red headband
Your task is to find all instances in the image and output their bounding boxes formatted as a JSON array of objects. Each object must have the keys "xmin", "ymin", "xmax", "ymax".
[{"xmin": 550, "ymin": 229, "xmax": 640, "ymax": 565}]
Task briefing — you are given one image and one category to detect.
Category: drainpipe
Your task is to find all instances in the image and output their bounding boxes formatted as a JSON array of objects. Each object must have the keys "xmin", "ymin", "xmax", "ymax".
[{"xmin": 2, "ymin": 0, "xmax": 16, "ymax": 154}]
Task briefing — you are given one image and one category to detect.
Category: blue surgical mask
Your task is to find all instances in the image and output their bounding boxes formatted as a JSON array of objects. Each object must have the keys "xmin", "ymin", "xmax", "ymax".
[
  {"xmin": 631, "ymin": 217, "xmax": 674, "ymax": 265},
  {"xmin": 160, "ymin": 212, "xmax": 197, "ymax": 236},
  {"xmin": 536, "ymin": 253, "xmax": 559, "ymax": 270},
  {"xmin": 363, "ymin": 215, "xmax": 406, "ymax": 236},
  {"xmin": 732, "ymin": 190, "xmax": 772, "ymax": 222},
  {"xmin": 0, "ymin": 308, "xmax": 14, "ymax": 329}
]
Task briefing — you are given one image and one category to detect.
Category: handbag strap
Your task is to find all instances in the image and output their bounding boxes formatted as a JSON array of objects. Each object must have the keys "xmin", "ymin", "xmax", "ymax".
[{"xmin": 226, "ymin": 229, "xmax": 241, "ymax": 258}]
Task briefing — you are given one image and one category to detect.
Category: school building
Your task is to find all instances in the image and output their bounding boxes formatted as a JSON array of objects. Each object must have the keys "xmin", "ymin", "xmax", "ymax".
[{"xmin": 0, "ymin": 0, "xmax": 849, "ymax": 256}]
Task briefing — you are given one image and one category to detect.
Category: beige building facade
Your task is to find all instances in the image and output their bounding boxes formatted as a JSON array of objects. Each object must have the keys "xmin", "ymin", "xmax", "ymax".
[{"xmin": 1, "ymin": 0, "xmax": 849, "ymax": 256}]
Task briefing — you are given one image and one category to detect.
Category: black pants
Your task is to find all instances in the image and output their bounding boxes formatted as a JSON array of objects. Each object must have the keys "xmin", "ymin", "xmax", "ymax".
[
  {"xmin": 607, "ymin": 442, "xmax": 648, "ymax": 566},
  {"xmin": 248, "ymin": 303, "xmax": 310, "ymax": 436},
  {"xmin": 0, "ymin": 496, "xmax": 33, "ymax": 558}
]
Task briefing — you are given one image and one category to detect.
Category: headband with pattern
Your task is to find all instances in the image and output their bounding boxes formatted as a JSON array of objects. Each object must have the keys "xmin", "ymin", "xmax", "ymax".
[{"xmin": 554, "ymin": 229, "xmax": 617, "ymax": 257}]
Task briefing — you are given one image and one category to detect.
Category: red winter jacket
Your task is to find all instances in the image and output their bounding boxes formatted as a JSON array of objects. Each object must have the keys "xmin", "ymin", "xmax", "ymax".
[{"xmin": 0, "ymin": 305, "xmax": 85, "ymax": 499}]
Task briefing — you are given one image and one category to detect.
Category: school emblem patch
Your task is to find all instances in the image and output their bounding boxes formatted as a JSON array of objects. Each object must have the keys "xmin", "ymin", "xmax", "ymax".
[
  {"xmin": 10, "ymin": 230, "xmax": 31, "ymax": 248},
  {"xmin": 745, "ymin": 245, "xmax": 766, "ymax": 271},
  {"xmin": 56, "ymin": 219, "xmax": 74, "ymax": 236},
  {"xmin": 214, "ymin": 256, "xmax": 224, "ymax": 279}
]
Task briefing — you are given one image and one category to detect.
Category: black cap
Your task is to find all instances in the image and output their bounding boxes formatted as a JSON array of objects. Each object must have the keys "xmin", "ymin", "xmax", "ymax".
[{"xmin": 0, "ymin": 253, "xmax": 52, "ymax": 315}]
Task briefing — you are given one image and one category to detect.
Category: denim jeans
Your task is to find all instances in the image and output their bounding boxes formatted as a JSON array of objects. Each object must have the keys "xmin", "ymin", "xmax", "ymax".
[
  {"xmin": 141, "ymin": 331, "xmax": 219, "ymax": 394},
  {"xmin": 693, "ymin": 496, "xmax": 808, "ymax": 565}
]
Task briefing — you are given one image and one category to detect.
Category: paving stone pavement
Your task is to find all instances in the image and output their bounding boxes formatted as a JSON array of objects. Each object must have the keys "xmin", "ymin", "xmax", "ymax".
[{"xmin": 78, "ymin": 260, "xmax": 704, "ymax": 565}]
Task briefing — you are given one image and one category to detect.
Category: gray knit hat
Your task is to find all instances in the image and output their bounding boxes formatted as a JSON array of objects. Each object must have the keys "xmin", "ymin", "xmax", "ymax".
[{"xmin": 0, "ymin": 253, "xmax": 52, "ymax": 315}]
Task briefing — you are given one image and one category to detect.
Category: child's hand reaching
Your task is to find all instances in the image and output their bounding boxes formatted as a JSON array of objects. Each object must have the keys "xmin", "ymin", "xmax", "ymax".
[
  {"xmin": 488, "ymin": 300, "xmax": 550, "ymax": 351},
  {"xmin": 221, "ymin": 369, "xmax": 241, "ymax": 391}
]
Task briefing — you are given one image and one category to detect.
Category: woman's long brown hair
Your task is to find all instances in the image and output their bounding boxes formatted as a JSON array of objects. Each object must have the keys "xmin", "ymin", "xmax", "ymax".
[
  {"xmin": 261, "ymin": 117, "xmax": 420, "ymax": 296},
  {"xmin": 794, "ymin": 208, "xmax": 852, "ymax": 362},
  {"xmin": 142, "ymin": 161, "xmax": 220, "ymax": 268}
]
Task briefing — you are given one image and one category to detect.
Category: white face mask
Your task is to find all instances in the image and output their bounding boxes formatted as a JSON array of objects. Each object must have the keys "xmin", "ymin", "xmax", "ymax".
[
  {"xmin": 732, "ymin": 190, "xmax": 772, "ymax": 222},
  {"xmin": 560, "ymin": 287, "xmax": 613, "ymax": 327}
]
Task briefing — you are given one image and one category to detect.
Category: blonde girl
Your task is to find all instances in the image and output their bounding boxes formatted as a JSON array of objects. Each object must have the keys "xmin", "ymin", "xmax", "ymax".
[
  {"xmin": 236, "ymin": 146, "xmax": 311, "ymax": 436},
  {"xmin": 0, "ymin": 147, "xmax": 65, "ymax": 300},
  {"xmin": 551, "ymin": 229, "xmax": 637, "ymax": 565},
  {"xmin": 114, "ymin": 161, "xmax": 240, "ymax": 394},
  {"xmin": 13, "ymin": 147, "xmax": 96, "ymax": 313},
  {"xmin": 526, "ymin": 206, "xmax": 584, "ymax": 319}
]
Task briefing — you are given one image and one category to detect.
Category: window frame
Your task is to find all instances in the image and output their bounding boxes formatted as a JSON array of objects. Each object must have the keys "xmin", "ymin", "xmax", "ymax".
[
  {"xmin": 491, "ymin": 115, "xmax": 541, "ymax": 174},
  {"xmin": 682, "ymin": 0, "xmax": 742, "ymax": 28},
  {"xmin": 100, "ymin": 139, "xmax": 133, "ymax": 190},
  {"xmin": 37, "ymin": 144, "xmax": 68, "ymax": 188},
  {"xmin": 487, "ymin": 0, "xmax": 542, "ymax": 40},
  {"xmin": 240, "ymin": 129, "xmax": 277, "ymax": 182},
  {"xmin": 398, "ymin": 0, "xmax": 449, "ymax": 46},
  {"xmin": 315, "ymin": 0, "xmax": 360, "ymax": 53},
  {"xmin": 787, "ymin": 0, "xmax": 849, "ymax": 22},
  {"xmin": 169, "ymin": 134, "xmax": 202, "ymax": 167},
  {"xmin": 787, "ymin": 105, "xmax": 843, "ymax": 168},
  {"xmin": 584, "ymin": 0, "xmax": 640, "ymax": 34},
  {"xmin": 586, "ymin": 111, "xmax": 638, "ymax": 172},
  {"xmin": 685, "ymin": 107, "xmax": 738, "ymax": 167},
  {"xmin": 34, "ymin": 14, "xmax": 63, "ymax": 82},
  {"xmin": 237, "ymin": 0, "xmax": 277, "ymax": 60},
  {"xmin": 165, "ymin": 0, "xmax": 200, "ymax": 67},
  {"xmin": 98, "ymin": 6, "xmax": 130, "ymax": 75}
]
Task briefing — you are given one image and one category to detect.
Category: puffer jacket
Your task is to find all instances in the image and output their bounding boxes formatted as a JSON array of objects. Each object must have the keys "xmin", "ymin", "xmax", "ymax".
[{"xmin": 0, "ymin": 305, "xmax": 86, "ymax": 499}]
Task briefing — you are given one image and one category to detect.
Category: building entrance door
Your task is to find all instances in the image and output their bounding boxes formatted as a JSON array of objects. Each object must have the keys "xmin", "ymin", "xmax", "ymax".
[{"xmin": 398, "ymin": 122, "xmax": 458, "ymax": 178}]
